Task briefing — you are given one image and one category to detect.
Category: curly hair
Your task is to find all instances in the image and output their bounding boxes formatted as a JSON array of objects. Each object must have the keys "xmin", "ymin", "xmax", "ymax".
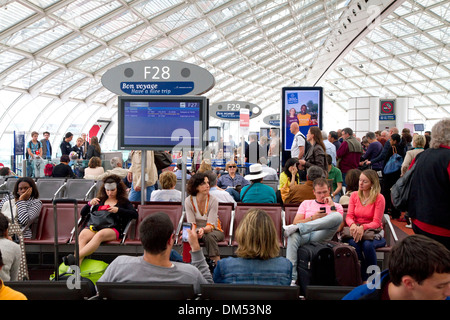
[
  {"xmin": 430, "ymin": 118, "xmax": 450, "ymax": 149},
  {"xmin": 96, "ymin": 174, "xmax": 129, "ymax": 205},
  {"xmin": 13, "ymin": 177, "xmax": 39, "ymax": 201},
  {"xmin": 186, "ymin": 172, "xmax": 208, "ymax": 196}
]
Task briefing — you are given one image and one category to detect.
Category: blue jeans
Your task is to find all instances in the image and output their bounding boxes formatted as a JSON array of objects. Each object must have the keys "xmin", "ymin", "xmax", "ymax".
[
  {"xmin": 286, "ymin": 212, "xmax": 343, "ymax": 280},
  {"xmin": 348, "ymin": 238, "xmax": 386, "ymax": 281},
  {"xmin": 128, "ymin": 183, "xmax": 156, "ymax": 202},
  {"xmin": 225, "ymin": 188, "xmax": 240, "ymax": 202}
]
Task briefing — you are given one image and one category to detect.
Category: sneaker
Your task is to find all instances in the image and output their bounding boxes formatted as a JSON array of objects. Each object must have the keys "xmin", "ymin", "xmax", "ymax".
[
  {"xmin": 62, "ymin": 254, "xmax": 76, "ymax": 266},
  {"xmin": 283, "ymin": 224, "xmax": 299, "ymax": 237},
  {"xmin": 405, "ymin": 224, "xmax": 412, "ymax": 229}
]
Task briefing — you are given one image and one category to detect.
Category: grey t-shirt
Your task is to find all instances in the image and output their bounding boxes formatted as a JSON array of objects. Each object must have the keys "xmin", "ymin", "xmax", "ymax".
[
  {"xmin": 97, "ymin": 250, "xmax": 212, "ymax": 293},
  {"xmin": 0, "ymin": 238, "xmax": 22, "ymax": 281}
]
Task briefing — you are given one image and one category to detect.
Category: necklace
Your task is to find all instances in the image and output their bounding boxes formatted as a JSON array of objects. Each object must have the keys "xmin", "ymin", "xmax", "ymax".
[{"xmin": 362, "ymin": 195, "xmax": 370, "ymax": 205}]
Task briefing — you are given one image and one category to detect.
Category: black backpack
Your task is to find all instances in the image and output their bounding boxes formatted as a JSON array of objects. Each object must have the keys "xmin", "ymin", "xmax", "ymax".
[{"xmin": 298, "ymin": 132, "xmax": 311, "ymax": 157}]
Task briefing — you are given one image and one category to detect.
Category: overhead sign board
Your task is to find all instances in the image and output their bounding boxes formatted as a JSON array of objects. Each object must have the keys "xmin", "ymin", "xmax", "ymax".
[
  {"xmin": 380, "ymin": 99, "xmax": 395, "ymax": 115},
  {"xmin": 263, "ymin": 114, "xmax": 280, "ymax": 127},
  {"xmin": 210, "ymin": 101, "xmax": 262, "ymax": 121},
  {"xmin": 101, "ymin": 60, "xmax": 215, "ymax": 96}
]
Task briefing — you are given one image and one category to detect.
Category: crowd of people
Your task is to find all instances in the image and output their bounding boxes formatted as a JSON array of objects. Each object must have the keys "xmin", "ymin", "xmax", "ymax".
[{"xmin": 0, "ymin": 118, "xmax": 449, "ymax": 300}]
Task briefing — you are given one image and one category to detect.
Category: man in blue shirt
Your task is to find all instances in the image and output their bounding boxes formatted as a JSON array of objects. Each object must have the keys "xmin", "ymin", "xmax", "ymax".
[{"xmin": 240, "ymin": 164, "xmax": 277, "ymax": 203}]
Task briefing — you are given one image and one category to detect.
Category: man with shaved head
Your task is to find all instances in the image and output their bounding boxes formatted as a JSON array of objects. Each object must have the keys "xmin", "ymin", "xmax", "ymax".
[{"xmin": 290, "ymin": 122, "xmax": 306, "ymax": 159}]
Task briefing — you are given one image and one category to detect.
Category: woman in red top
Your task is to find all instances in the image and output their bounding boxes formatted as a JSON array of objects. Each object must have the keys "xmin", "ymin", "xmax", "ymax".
[{"xmin": 345, "ymin": 169, "xmax": 386, "ymax": 281}]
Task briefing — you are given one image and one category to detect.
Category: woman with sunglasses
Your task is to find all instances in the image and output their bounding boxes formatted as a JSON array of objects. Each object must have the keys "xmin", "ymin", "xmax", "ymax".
[
  {"xmin": 63, "ymin": 174, "xmax": 137, "ymax": 266},
  {"xmin": 216, "ymin": 161, "xmax": 249, "ymax": 202}
]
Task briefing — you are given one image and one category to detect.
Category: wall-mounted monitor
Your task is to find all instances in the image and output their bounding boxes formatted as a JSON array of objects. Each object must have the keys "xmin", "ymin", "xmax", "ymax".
[
  {"xmin": 281, "ymin": 87, "xmax": 323, "ymax": 165},
  {"xmin": 118, "ymin": 96, "xmax": 208, "ymax": 150},
  {"xmin": 414, "ymin": 123, "xmax": 424, "ymax": 132}
]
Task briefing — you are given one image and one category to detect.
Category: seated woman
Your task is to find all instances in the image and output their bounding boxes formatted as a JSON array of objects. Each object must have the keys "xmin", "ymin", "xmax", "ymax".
[
  {"xmin": 0, "ymin": 177, "xmax": 42, "ymax": 239},
  {"xmin": 214, "ymin": 208, "xmax": 292, "ymax": 285},
  {"xmin": 278, "ymin": 158, "xmax": 300, "ymax": 203},
  {"xmin": 83, "ymin": 156, "xmax": 104, "ymax": 180},
  {"xmin": 240, "ymin": 164, "xmax": 277, "ymax": 203},
  {"xmin": 150, "ymin": 171, "xmax": 182, "ymax": 202},
  {"xmin": 52, "ymin": 155, "xmax": 75, "ymax": 178},
  {"xmin": 63, "ymin": 174, "xmax": 138, "ymax": 266},
  {"xmin": 185, "ymin": 172, "xmax": 224, "ymax": 264},
  {"xmin": 344, "ymin": 169, "xmax": 386, "ymax": 281},
  {"xmin": 216, "ymin": 161, "xmax": 249, "ymax": 202},
  {"xmin": 339, "ymin": 168, "xmax": 361, "ymax": 205}
]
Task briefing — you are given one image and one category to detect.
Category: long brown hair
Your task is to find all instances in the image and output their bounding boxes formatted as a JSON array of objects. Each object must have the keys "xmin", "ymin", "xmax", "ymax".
[
  {"xmin": 309, "ymin": 126, "xmax": 326, "ymax": 152},
  {"xmin": 90, "ymin": 136, "xmax": 101, "ymax": 154}
]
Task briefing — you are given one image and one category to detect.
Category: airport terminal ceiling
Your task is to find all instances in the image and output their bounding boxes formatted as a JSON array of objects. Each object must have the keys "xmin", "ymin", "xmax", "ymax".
[{"xmin": 0, "ymin": 0, "xmax": 449, "ymax": 163}]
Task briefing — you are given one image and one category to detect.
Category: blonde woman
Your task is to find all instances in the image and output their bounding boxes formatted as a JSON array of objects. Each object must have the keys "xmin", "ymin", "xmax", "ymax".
[
  {"xmin": 150, "ymin": 171, "xmax": 181, "ymax": 202},
  {"xmin": 213, "ymin": 208, "xmax": 292, "ymax": 285},
  {"xmin": 345, "ymin": 169, "xmax": 386, "ymax": 281},
  {"xmin": 401, "ymin": 134, "xmax": 425, "ymax": 176}
]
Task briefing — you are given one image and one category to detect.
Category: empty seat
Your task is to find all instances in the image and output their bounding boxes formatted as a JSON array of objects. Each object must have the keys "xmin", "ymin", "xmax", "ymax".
[
  {"xmin": 200, "ymin": 284, "xmax": 300, "ymax": 300},
  {"xmin": 261, "ymin": 179, "xmax": 279, "ymax": 192},
  {"xmin": 233, "ymin": 204, "xmax": 283, "ymax": 247},
  {"xmin": 217, "ymin": 203, "xmax": 234, "ymax": 246},
  {"xmin": 63, "ymin": 179, "xmax": 96, "ymax": 200},
  {"xmin": 95, "ymin": 282, "xmax": 196, "ymax": 300},
  {"xmin": 36, "ymin": 178, "xmax": 66, "ymax": 200},
  {"xmin": 126, "ymin": 202, "xmax": 183, "ymax": 245},
  {"xmin": 25, "ymin": 203, "xmax": 83, "ymax": 244}
]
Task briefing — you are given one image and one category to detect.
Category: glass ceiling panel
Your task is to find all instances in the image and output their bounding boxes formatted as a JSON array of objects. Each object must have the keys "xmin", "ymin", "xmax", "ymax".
[
  {"xmin": 42, "ymin": 34, "xmax": 102, "ymax": 64},
  {"xmin": 86, "ymin": 11, "xmax": 141, "ymax": 42},
  {"xmin": 0, "ymin": 51, "xmax": 25, "ymax": 74},
  {"xmin": 0, "ymin": 2, "xmax": 35, "ymax": 33},
  {"xmin": 52, "ymin": 0, "xmax": 123, "ymax": 28},
  {"xmin": 2, "ymin": 60, "xmax": 58, "ymax": 89}
]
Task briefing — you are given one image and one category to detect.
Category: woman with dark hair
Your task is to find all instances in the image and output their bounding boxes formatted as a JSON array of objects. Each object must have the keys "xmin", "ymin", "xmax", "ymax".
[
  {"xmin": 52, "ymin": 154, "xmax": 75, "ymax": 178},
  {"xmin": 298, "ymin": 126, "xmax": 328, "ymax": 174},
  {"xmin": 185, "ymin": 172, "xmax": 224, "ymax": 264},
  {"xmin": 381, "ymin": 133, "xmax": 406, "ymax": 219},
  {"xmin": 278, "ymin": 158, "xmax": 300, "ymax": 203},
  {"xmin": 63, "ymin": 174, "xmax": 137, "ymax": 265},
  {"xmin": 339, "ymin": 169, "xmax": 362, "ymax": 205},
  {"xmin": 86, "ymin": 136, "xmax": 101, "ymax": 160},
  {"xmin": 0, "ymin": 177, "xmax": 42, "ymax": 239}
]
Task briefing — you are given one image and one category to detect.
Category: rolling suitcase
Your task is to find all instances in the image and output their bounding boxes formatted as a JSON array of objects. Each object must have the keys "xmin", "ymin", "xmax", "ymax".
[
  {"xmin": 50, "ymin": 199, "xmax": 96, "ymax": 295},
  {"xmin": 328, "ymin": 241, "xmax": 362, "ymax": 287},
  {"xmin": 297, "ymin": 242, "xmax": 335, "ymax": 296},
  {"xmin": 0, "ymin": 190, "xmax": 29, "ymax": 280}
]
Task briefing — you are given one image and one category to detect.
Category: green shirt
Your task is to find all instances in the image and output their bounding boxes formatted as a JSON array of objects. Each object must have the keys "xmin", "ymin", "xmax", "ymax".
[{"xmin": 327, "ymin": 165, "xmax": 343, "ymax": 192}]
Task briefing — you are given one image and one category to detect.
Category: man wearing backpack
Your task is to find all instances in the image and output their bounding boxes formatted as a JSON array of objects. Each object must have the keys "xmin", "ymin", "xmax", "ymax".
[
  {"xmin": 26, "ymin": 131, "xmax": 43, "ymax": 177},
  {"xmin": 290, "ymin": 122, "xmax": 308, "ymax": 160}
]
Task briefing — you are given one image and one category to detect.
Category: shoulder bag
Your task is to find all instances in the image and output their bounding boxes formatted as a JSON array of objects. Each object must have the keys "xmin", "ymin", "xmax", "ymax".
[
  {"xmin": 87, "ymin": 205, "xmax": 115, "ymax": 231},
  {"xmin": 383, "ymin": 146, "xmax": 403, "ymax": 174}
]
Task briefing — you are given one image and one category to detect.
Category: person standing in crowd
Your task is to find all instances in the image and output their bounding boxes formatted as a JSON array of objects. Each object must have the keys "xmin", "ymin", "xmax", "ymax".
[
  {"xmin": 289, "ymin": 122, "xmax": 306, "ymax": 160},
  {"xmin": 326, "ymin": 154, "xmax": 343, "ymax": 203},
  {"xmin": 81, "ymin": 133, "xmax": 90, "ymax": 159},
  {"xmin": 381, "ymin": 133, "xmax": 405, "ymax": 219},
  {"xmin": 322, "ymin": 131, "xmax": 336, "ymax": 166},
  {"xmin": 336, "ymin": 127, "xmax": 363, "ymax": 185},
  {"xmin": 185, "ymin": 172, "xmax": 224, "ymax": 264},
  {"xmin": 401, "ymin": 134, "xmax": 425, "ymax": 176},
  {"xmin": 328, "ymin": 131, "xmax": 341, "ymax": 152},
  {"xmin": 268, "ymin": 128, "xmax": 280, "ymax": 171},
  {"xmin": 407, "ymin": 118, "xmax": 450, "ymax": 250},
  {"xmin": 72, "ymin": 137, "xmax": 84, "ymax": 160},
  {"xmin": 214, "ymin": 208, "xmax": 292, "ymax": 285},
  {"xmin": 60, "ymin": 132, "xmax": 73, "ymax": 156},
  {"xmin": 343, "ymin": 235, "xmax": 450, "ymax": 300},
  {"xmin": 360, "ymin": 132, "xmax": 383, "ymax": 171},
  {"xmin": 86, "ymin": 136, "xmax": 101, "ymax": 160},
  {"xmin": 344, "ymin": 169, "xmax": 386, "ymax": 281},
  {"xmin": 298, "ymin": 126, "xmax": 328, "ymax": 175},
  {"xmin": 40, "ymin": 131, "xmax": 52, "ymax": 160},
  {"xmin": 26, "ymin": 131, "xmax": 43, "ymax": 177},
  {"xmin": 127, "ymin": 150, "xmax": 158, "ymax": 202}
]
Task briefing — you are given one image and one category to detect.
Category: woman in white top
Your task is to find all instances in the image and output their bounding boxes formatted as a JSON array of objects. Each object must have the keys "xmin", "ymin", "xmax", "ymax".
[
  {"xmin": 84, "ymin": 156, "xmax": 104, "ymax": 180},
  {"xmin": 184, "ymin": 172, "xmax": 224, "ymax": 263},
  {"xmin": 401, "ymin": 134, "xmax": 425, "ymax": 176},
  {"xmin": 150, "ymin": 171, "xmax": 182, "ymax": 202}
]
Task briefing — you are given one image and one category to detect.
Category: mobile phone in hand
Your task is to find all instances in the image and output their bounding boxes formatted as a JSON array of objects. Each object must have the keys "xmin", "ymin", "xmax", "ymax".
[{"xmin": 182, "ymin": 223, "xmax": 191, "ymax": 242}]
